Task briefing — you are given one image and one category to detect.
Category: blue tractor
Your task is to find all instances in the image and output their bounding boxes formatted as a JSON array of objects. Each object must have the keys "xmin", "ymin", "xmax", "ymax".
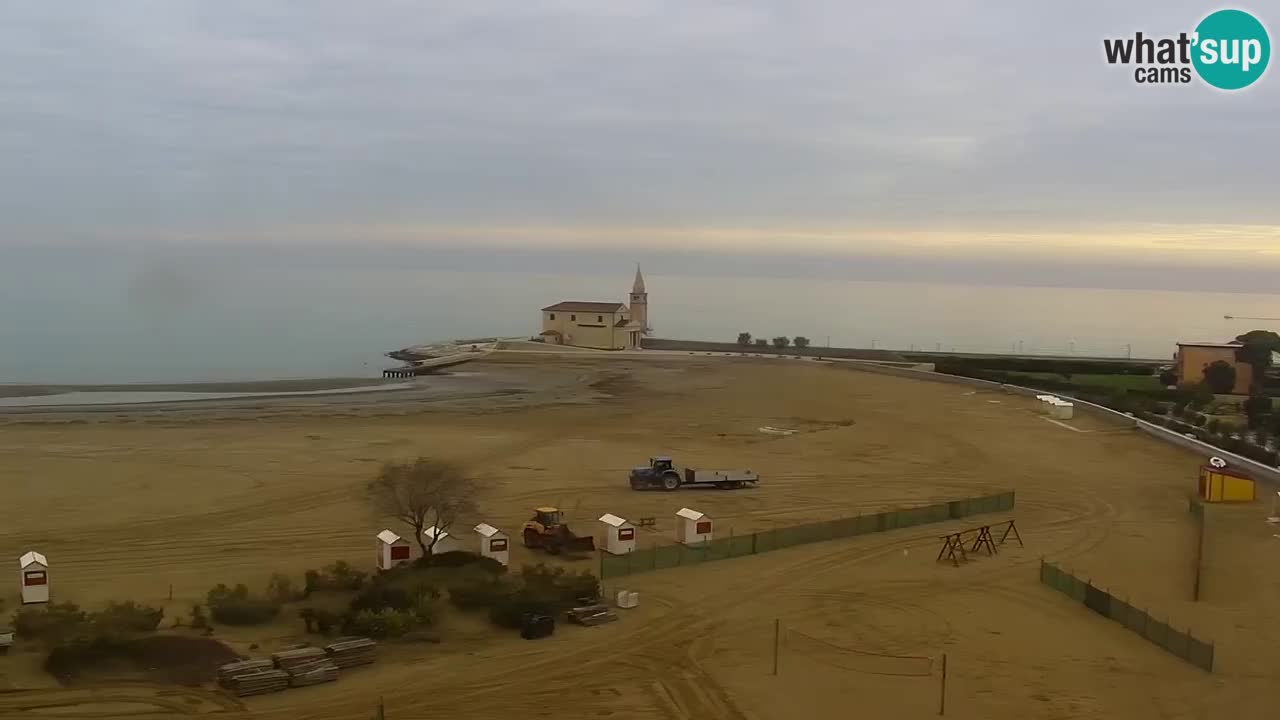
[{"xmin": 629, "ymin": 456, "xmax": 682, "ymax": 491}]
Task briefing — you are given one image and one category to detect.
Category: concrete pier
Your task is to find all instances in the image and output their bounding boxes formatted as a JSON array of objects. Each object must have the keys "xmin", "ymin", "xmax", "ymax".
[{"xmin": 382, "ymin": 351, "xmax": 486, "ymax": 378}]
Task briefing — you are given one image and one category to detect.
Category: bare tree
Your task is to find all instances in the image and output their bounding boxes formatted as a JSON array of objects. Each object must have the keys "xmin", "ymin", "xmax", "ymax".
[{"xmin": 368, "ymin": 458, "xmax": 478, "ymax": 558}]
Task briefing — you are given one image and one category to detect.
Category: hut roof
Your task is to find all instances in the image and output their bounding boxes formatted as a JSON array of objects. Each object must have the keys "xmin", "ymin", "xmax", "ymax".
[
  {"xmin": 598, "ymin": 513, "xmax": 630, "ymax": 527},
  {"xmin": 474, "ymin": 523, "xmax": 504, "ymax": 538},
  {"xmin": 19, "ymin": 551, "xmax": 47, "ymax": 568}
]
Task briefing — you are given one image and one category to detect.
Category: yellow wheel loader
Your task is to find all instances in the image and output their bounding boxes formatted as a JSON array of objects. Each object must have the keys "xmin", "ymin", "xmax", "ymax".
[{"xmin": 522, "ymin": 507, "xmax": 597, "ymax": 555}]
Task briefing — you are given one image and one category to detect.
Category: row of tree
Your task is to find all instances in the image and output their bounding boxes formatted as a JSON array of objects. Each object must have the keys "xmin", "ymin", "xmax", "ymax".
[{"xmin": 735, "ymin": 333, "xmax": 811, "ymax": 349}]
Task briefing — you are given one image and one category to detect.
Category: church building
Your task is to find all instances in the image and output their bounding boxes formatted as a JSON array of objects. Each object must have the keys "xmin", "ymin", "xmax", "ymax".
[{"xmin": 539, "ymin": 266, "xmax": 649, "ymax": 350}]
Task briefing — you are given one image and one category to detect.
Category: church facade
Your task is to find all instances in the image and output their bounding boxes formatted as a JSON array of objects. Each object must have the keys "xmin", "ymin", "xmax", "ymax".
[{"xmin": 539, "ymin": 267, "xmax": 649, "ymax": 350}]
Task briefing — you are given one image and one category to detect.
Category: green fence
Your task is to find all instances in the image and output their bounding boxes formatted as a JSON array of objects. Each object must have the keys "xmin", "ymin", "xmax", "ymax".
[
  {"xmin": 1039, "ymin": 560, "xmax": 1214, "ymax": 672},
  {"xmin": 600, "ymin": 490, "xmax": 1014, "ymax": 580}
]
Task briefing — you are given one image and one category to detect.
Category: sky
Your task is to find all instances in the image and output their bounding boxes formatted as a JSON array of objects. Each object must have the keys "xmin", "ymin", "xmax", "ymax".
[{"xmin": 2, "ymin": 1, "xmax": 1279, "ymax": 279}]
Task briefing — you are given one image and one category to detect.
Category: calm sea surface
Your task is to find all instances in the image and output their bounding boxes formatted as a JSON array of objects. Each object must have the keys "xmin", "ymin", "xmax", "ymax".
[{"xmin": 2, "ymin": 262, "xmax": 1277, "ymax": 384}]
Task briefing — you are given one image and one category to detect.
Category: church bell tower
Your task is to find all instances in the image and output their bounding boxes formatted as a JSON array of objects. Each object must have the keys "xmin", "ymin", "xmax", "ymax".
[{"xmin": 630, "ymin": 264, "xmax": 649, "ymax": 334}]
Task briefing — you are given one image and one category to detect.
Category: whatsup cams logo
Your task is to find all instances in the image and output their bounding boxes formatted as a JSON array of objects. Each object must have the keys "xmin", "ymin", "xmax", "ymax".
[{"xmin": 1104, "ymin": 8, "xmax": 1270, "ymax": 89}]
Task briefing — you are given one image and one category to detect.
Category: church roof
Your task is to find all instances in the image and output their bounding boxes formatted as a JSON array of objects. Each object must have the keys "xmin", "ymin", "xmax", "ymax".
[
  {"xmin": 632, "ymin": 265, "xmax": 646, "ymax": 294},
  {"xmin": 542, "ymin": 301, "xmax": 627, "ymax": 313}
]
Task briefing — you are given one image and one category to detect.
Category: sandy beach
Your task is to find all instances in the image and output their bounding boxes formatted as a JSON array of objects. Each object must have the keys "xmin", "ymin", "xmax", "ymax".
[{"xmin": 0, "ymin": 352, "xmax": 1274, "ymax": 719}]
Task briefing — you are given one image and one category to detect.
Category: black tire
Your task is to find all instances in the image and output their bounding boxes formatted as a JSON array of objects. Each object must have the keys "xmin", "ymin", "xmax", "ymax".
[
  {"xmin": 661, "ymin": 473, "xmax": 680, "ymax": 491},
  {"xmin": 630, "ymin": 477, "xmax": 644, "ymax": 491},
  {"xmin": 715, "ymin": 481, "xmax": 732, "ymax": 490},
  {"xmin": 546, "ymin": 542, "xmax": 562, "ymax": 556},
  {"xmin": 523, "ymin": 529, "xmax": 541, "ymax": 548}
]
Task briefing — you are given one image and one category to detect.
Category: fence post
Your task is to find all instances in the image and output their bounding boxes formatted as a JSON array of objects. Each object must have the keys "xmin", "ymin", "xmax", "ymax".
[
  {"xmin": 773, "ymin": 618, "xmax": 781, "ymax": 676},
  {"xmin": 938, "ymin": 652, "xmax": 947, "ymax": 715}
]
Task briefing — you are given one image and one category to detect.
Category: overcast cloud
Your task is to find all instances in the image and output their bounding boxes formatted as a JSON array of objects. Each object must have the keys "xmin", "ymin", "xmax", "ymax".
[{"xmin": 1, "ymin": 1, "xmax": 1277, "ymax": 267}]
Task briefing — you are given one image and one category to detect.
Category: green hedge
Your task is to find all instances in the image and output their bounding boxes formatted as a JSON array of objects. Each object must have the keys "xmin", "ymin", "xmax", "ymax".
[
  {"xmin": 934, "ymin": 363, "xmax": 1174, "ymax": 409},
  {"xmin": 930, "ymin": 356, "xmax": 1156, "ymax": 375}
]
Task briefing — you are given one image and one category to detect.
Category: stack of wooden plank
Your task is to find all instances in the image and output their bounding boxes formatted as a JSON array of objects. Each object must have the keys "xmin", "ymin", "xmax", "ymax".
[
  {"xmin": 284, "ymin": 658, "xmax": 340, "ymax": 688},
  {"xmin": 217, "ymin": 659, "xmax": 274, "ymax": 688},
  {"xmin": 271, "ymin": 647, "xmax": 328, "ymax": 673},
  {"xmin": 221, "ymin": 668, "xmax": 291, "ymax": 697},
  {"xmin": 566, "ymin": 604, "xmax": 618, "ymax": 626},
  {"xmin": 324, "ymin": 637, "xmax": 377, "ymax": 668}
]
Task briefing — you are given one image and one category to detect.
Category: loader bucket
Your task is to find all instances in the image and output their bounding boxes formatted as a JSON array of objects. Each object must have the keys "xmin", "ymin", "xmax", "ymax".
[{"xmin": 556, "ymin": 525, "xmax": 597, "ymax": 553}]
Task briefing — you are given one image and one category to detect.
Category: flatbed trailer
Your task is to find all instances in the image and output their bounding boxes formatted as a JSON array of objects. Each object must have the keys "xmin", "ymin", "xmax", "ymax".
[{"xmin": 682, "ymin": 468, "xmax": 759, "ymax": 488}]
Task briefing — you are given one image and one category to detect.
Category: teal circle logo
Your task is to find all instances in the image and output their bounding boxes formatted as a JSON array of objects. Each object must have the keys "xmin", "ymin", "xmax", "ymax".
[{"xmin": 1192, "ymin": 9, "xmax": 1270, "ymax": 90}]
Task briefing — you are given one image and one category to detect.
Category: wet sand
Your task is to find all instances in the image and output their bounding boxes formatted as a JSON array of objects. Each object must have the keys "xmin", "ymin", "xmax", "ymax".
[{"xmin": 0, "ymin": 377, "xmax": 391, "ymax": 399}]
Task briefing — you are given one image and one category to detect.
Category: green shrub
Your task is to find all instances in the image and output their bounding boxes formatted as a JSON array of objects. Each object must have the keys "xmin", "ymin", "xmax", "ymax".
[
  {"xmin": 304, "ymin": 561, "xmax": 368, "ymax": 595},
  {"xmin": 1189, "ymin": 383, "xmax": 1215, "ymax": 410},
  {"xmin": 94, "ymin": 602, "xmax": 163, "ymax": 634},
  {"xmin": 447, "ymin": 564, "xmax": 598, "ymax": 632},
  {"xmin": 422, "ymin": 551, "xmax": 507, "ymax": 575},
  {"xmin": 314, "ymin": 609, "xmax": 340, "ymax": 635},
  {"xmin": 1245, "ymin": 393, "xmax": 1273, "ymax": 428},
  {"xmin": 189, "ymin": 604, "xmax": 209, "ymax": 630},
  {"xmin": 299, "ymin": 607, "xmax": 342, "ymax": 635},
  {"xmin": 411, "ymin": 597, "xmax": 437, "ymax": 626},
  {"xmin": 349, "ymin": 569, "xmax": 440, "ymax": 615},
  {"xmin": 266, "ymin": 574, "xmax": 302, "ymax": 603},
  {"xmin": 349, "ymin": 586, "xmax": 418, "ymax": 613},
  {"xmin": 345, "ymin": 608, "xmax": 416, "ymax": 639},
  {"xmin": 209, "ymin": 598, "xmax": 280, "ymax": 626},
  {"xmin": 13, "ymin": 602, "xmax": 88, "ymax": 644},
  {"xmin": 206, "ymin": 584, "xmax": 280, "ymax": 626},
  {"xmin": 488, "ymin": 589, "xmax": 558, "ymax": 630},
  {"xmin": 448, "ymin": 578, "xmax": 513, "ymax": 611},
  {"xmin": 520, "ymin": 565, "xmax": 599, "ymax": 604}
]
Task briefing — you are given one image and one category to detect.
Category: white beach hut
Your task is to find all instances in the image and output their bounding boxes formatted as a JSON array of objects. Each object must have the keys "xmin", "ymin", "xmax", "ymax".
[
  {"xmin": 423, "ymin": 527, "xmax": 463, "ymax": 555},
  {"xmin": 19, "ymin": 551, "xmax": 49, "ymax": 604},
  {"xmin": 675, "ymin": 508, "xmax": 713, "ymax": 545},
  {"xmin": 376, "ymin": 529, "xmax": 413, "ymax": 570},
  {"xmin": 598, "ymin": 513, "xmax": 637, "ymax": 555},
  {"xmin": 474, "ymin": 523, "xmax": 510, "ymax": 566}
]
